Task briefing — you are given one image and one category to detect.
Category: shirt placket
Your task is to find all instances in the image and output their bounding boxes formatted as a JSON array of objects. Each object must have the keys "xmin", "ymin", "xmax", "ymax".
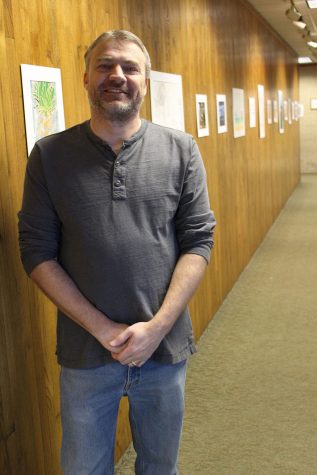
[{"xmin": 112, "ymin": 146, "xmax": 128, "ymax": 200}]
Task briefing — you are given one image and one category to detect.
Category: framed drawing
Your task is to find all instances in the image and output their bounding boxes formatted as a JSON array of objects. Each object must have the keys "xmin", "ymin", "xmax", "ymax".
[
  {"xmin": 299, "ymin": 103, "xmax": 305, "ymax": 117},
  {"xmin": 150, "ymin": 70, "xmax": 185, "ymax": 131},
  {"xmin": 278, "ymin": 90, "xmax": 284, "ymax": 134},
  {"xmin": 294, "ymin": 101, "xmax": 301, "ymax": 120},
  {"xmin": 21, "ymin": 64, "xmax": 65, "ymax": 155},
  {"xmin": 292, "ymin": 101, "xmax": 295, "ymax": 120},
  {"xmin": 195, "ymin": 94, "xmax": 209, "ymax": 137},
  {"xmin": 216, "ymin": 94, "xmax": 227, "ymax": 134},
  {"xmin": 232, "ymin": 88, "xmax": 245, "ymax": 138},
  {"xmin": 288, "ymin": 98, "xmax": 292, "ymax": 125},
  {"xmin": 249, "ymin": 97, "xmax": 256, "ymax": 128},
  {"xmin": 267, "ymin": 99, "xmax": 272, "ymax": 124},
  {"xmin": 283, "ymin": 100, "xmax": 288, "ymax": 121},
  {"xmin": 257, "ymin": 84, "xmax": 265, "ymax": 139},
  {"xmin": 273, "ymin": 100, "xmax": 278, "ymax": 124}
]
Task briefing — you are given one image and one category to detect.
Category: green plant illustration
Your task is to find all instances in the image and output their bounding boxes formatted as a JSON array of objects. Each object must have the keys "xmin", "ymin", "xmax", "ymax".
[{"xmin": 31, "ymin": 80, "xmax": 57, "ymax": 139}]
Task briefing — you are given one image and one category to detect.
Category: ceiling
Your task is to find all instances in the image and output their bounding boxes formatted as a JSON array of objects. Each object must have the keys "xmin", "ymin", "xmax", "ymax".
[{"xmin": 246, "ymin": 0, "xmax": 317, "ymax": 63}]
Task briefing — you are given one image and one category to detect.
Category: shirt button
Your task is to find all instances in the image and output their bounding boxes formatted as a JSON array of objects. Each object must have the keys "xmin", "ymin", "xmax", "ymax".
[{"xmin": 114, "ymin": 180, "xmax": 121, "ymax": 187}]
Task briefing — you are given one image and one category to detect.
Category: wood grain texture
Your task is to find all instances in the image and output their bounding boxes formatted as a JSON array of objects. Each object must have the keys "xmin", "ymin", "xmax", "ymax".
[{"xmin": 0, "ymin": 0, "xmax": 299, "ymax": 472}]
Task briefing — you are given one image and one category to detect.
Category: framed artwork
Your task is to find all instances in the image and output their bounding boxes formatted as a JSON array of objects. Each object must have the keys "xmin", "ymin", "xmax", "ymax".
[
  {"xmin": 150, "ymin": 70, "xmax": 185, "ymax": 132},
  {"xmin": 216, "ymin": 94, "xmax": 227, "ymax": 134},
  {"xmin": 299, "ymin": 103, "xmax": 305, "ymax": 117},
  {"xmin": 288, "ymin": 99, "xmax": 292, "ymax": 125},
  {"xmin": 232, "ymin": 88, "xmax": 245, "ymax": 138},
  {"xmin": 278, "ymin": 90, "xmax": 284, "ymax": 134},
  {"xmin": 257, "ymin": 84, "xmax": 265, "ymax": 139},
  {"xmin": 292, "ymin": 101, "xmax": 295, "ymax": 120},
  {"xmin": 195, "ymin": 94, "xmax": 209, "ymax": 137},
  {"xmin": 273, "ymin": 100, "xmax": 278, "ymax": 123},
  {"xmin": 283, "ymin": 100, "xmax": 288, "ymax": 121},
  {"xmin": 249, "ymin": 97, "xmax": 256, "ymax": 128},
  {"xmin": 294, "ymin": 101, "xmax": 301, "ymax": 120},
  {"xmin": 21, "ymin": 64, "xmax": 65, "ymax": 155},
  {"xmin": 267, "ymin": 99, "xmax": 272, "ymax": 125}
]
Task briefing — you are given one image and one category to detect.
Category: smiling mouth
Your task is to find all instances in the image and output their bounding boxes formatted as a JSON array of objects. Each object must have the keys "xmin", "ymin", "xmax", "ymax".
[{"xmin": 104, "ymin": 89, "xmax": 128, "ymax": 95}]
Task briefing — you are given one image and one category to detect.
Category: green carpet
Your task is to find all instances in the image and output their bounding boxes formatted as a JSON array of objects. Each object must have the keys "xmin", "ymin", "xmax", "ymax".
[{"xmin": 116, "ymin": 174, "xmax": 317, "ymax": 475}]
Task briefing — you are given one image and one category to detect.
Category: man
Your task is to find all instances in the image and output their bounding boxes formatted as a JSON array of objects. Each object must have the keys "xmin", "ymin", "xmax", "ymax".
[{"xmin": 18, "ymin": 30, "xmax": 216, "ymax": 475}]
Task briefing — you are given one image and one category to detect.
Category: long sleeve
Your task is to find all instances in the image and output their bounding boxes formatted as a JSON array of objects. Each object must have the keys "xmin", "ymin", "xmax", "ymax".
[
  {"xmin": 175, "ymin": 138, "xmax": 216, "ymax": 262},
  {"xmin": 18, "ymin": 145, "xmax": 61, "ymax": 275}
]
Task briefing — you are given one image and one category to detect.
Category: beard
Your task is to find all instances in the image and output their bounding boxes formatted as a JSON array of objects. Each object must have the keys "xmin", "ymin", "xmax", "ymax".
[{"xmin": 88, "ymin": 87, "xmax": 144, "ymax": 123}]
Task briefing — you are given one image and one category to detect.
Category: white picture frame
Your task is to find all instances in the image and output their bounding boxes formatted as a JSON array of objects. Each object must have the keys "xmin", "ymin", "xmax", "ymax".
[
  {"xmin": 288, "ymin": 99, "xmax": 292, "ymax": 125},
  {"xmin": 249, "ymin": 97, "xmax": 256, "ymax": 128},
  {"xmin": 299, "ymin": 103, "xmax": 305, "ymax": 117},
  {"xmin": 292, "ymin": 101, "xmax": 295, "ymax": 120},
  {"xmin": 267, "ymin": 99, "xmax": 272, "ymax": 125},
  {"xmin": 284, "ymin": 100, "xmax": 288, "ymax": 121},
  {"xmin": 20, "ymin": 64, "xmax": 65, "ymax": 155},
  {"xmin": 232, "ymin": 88, "xmax": 245, "ymax": 138},
  {"xmin": 273, "ymin": 100, "xmax": 278, "ymax": 124},
  {"xmin": 216, "ymin": 94, "xmax": 228, "ymax": 134},
  {"xmin": 294, "ymin": 101, "xmax": 300, "ymax": 121},
  {"xmin": 150, "ymin": 70, "xmax": 185, "ymax": 132},
  {"xmin": 195, "ymin": 94, "xmax": 209, "ymax": 138},
  {"xmin": 257, "ymin": 84, "xmax": 265, "ymax": 139},
  {"xmin": 278, "ymin": 90, "xmax": 284, "ymax": 134}
]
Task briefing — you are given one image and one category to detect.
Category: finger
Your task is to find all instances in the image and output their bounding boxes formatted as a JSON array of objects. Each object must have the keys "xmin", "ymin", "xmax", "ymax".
[
  {"xmin": 110, "ymin": 328, "xmax": 132, "ymax": 347},
  {"xmin": 111, "ymin": 350, "xmax": 135, "ymax": 365},
  {"xmin": 128, "ymin": 359, "xmax": 146, "ymax": 367},
  {"xmin": 109, "ymin": 343, "xmax": 126, "ymax": 354},
  {"xmin": 118, "ymin": 352, "xmax": 141, "ymax": 366}
]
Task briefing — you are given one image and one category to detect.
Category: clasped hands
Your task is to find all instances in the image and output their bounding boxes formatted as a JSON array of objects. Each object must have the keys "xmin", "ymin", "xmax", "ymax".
[{"xmin": 108, "ymin": 320, "xmax": 164, "ymax": 367}]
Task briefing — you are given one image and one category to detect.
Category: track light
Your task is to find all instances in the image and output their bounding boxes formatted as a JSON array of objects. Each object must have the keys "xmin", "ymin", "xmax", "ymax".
[
  {"xmin": 285, "ymin": 3, "xmax": 301, "ymax": 21},
  {"xmin": 301, "ymin": 27, "xmax": 311, "ymax": 39},
  {"xmin": 293, "ymin": 17, "xmax": 307, "ymax": 29},
  {"xmin": 285, "ymin": 2, "xmax": 307, "ymax": 30},
  {"xmin": 285, "ymin": 1, "xmax": 316, "ymax": 60}
]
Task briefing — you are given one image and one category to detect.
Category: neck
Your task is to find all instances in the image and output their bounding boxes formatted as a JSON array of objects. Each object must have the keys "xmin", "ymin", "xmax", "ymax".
[{"xmin": 90, "ymin": 114, "xmax": 141, "ymax": 150}]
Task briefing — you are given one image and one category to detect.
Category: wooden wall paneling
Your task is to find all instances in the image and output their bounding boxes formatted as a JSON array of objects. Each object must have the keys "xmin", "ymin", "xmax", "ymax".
[
  {"xmin": 1, "ymin": 5, "xmax": 25, "ymax": 472},
  {"xmin": 3, "ymin": 0, "xmax": 63, "ymax": 470},
  {"xmin": 0, "ymin": 28, "xmax": 19, "ymax": 464}
]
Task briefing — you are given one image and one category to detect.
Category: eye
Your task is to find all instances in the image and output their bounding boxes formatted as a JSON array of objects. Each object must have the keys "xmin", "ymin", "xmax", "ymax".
[
  {"xmin": 97, "ymin": 63, "xmax": 112, "ymax": 71},
  {"xmin": 123, "ymin": 65, "xmax": 140, "ymax": 74}
]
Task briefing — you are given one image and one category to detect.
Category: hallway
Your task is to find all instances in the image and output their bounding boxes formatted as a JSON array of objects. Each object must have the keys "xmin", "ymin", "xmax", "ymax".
[{"xmin": 116, "ymin": 174, "xmax": 317, "ymax": 474}]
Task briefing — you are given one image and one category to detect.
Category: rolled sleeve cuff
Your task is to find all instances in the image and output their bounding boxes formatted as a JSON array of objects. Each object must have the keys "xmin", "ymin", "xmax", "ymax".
[{"xmin": 181, "ymin": 243, "xmax": 213, "ymax": 264}]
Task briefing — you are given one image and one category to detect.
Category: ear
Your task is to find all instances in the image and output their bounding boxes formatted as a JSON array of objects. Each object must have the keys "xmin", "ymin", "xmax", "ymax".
[{"xmin": 143, "ymin": 78, "xmax": 149, "ymax": 96}]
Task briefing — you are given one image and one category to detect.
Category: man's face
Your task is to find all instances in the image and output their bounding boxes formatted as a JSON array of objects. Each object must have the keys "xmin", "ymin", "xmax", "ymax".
[{"xmin": 84, "ymin": 39, "xmax": 148, "ymax": 123}]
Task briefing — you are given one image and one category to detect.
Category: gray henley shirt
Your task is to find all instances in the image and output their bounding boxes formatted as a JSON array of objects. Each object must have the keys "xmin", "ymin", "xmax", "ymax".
[{"xmin": 18, "ymin": 119, "xmax": 216, "ymax": 368}]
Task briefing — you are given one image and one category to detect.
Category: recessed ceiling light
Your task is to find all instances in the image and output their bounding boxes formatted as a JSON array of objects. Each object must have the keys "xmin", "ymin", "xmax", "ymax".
[
  {"xmin": 298, "ymin": 57, "xmax": 313, "ymax": 63},
  {"xmin": 306, "ymin": 0, "xmax": 317, "ymax": 8}
]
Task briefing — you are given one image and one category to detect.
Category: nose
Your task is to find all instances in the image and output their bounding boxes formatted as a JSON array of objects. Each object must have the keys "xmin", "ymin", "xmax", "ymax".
[{"xmin": 109, "ymin": 64, "xmax": 126, "ymax": 82}]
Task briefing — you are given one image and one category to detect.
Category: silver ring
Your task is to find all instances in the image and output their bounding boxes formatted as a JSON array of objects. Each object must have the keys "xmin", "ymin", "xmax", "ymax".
[{"xmin": 129, "ymin": 361, "xmax": 137, "ymax": 367}]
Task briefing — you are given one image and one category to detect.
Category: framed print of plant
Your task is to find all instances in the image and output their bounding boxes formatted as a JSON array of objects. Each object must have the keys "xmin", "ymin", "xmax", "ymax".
[{"xmin": 21, "ymin": 64, "xmax": 65, "ymax": 155}]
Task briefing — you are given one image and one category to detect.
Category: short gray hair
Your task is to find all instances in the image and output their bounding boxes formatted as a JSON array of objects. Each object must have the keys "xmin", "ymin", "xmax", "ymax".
[{"xmin": 84, "ymin": 30, "xmax": 151, "ymax": 79}]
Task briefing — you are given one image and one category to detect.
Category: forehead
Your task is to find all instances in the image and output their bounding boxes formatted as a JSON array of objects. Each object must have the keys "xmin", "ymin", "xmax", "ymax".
[{"xmin": 91, "ymin": 39, "xmax": 146, "ymax": 66}]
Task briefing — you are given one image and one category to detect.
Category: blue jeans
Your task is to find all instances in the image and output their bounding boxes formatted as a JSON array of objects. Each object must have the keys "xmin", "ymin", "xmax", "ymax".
[{"xmin": 60, "ymin": 359, "xmax": 187, "ymax": 475}]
